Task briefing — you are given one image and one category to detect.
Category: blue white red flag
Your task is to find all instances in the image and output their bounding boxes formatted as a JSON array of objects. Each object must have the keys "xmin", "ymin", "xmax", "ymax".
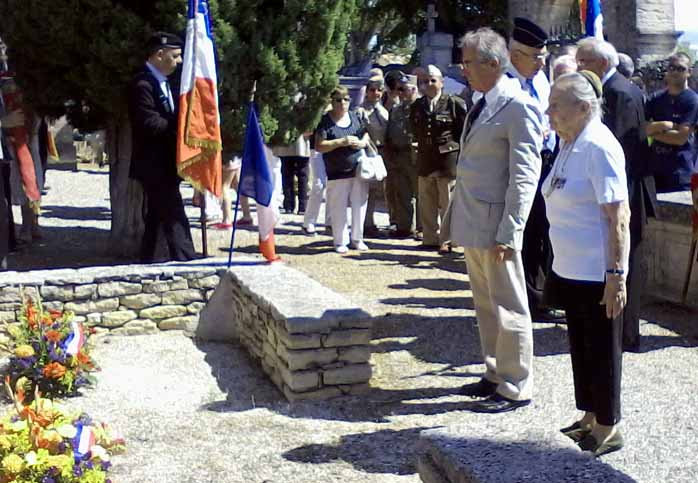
[
  {"xmin": 176, "ymin": 0, "xmax": 223, "ymax": 197},
  {"xmin": 238, "ymin": 103, "xmax": 280, "ymax": 262},
  {"xmin": 63, "ymin": 322, "xmax": 85, "ymax": 357},
  {"xmin": 73, "ymin": 424, "xmax": 96, "ymax": 460},
  {"xmin": 581, "ymin": 0, "xmax": 604, "ymax": 40}
]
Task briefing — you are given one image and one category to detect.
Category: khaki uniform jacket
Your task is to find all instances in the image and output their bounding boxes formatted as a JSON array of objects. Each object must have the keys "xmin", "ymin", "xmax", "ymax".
[{"xmin": 409, "ymin": 93, "xmax": 467, "ymax": 178}]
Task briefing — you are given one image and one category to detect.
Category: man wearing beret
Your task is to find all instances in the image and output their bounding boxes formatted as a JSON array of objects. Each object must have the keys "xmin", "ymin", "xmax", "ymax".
[
  {"xmin": 506, "ymin": 17, "xmax": 561, "ymax": 322},
  {"xmin": 128, "ymin": 32, "xmax": 197, "ymax": 263},
  {"xmin": 410, "ymin": 64, "xmax": 467, "ymax": 252},
  {"xmin": 385, "ymin": 74, "xmax": 420, "ymax": 238}
]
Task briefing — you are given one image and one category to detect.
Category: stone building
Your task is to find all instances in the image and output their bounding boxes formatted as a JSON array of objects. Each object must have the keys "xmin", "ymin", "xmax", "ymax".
[{"xmin": 508, "ymin": 0, "xmax": 680, "ymax": 65}]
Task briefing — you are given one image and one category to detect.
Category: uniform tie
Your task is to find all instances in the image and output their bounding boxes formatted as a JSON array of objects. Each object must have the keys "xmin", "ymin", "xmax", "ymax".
[
  {"xmin": 464, "ymin": 97, "xmax": 486, "ymax": 138},
  {"xmin": 525, "ymin": 78, "xmax": 539, "ymax": 101}
]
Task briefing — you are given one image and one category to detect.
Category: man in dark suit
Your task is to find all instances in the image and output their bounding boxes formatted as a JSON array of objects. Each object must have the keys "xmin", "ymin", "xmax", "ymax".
[
  {"xmin": 577, "ymin": 38, "xmax": 657, "ymax": 352},
  {"xmin": 128, "ymin": 32, "xmax": 197, "ymax": 263}
]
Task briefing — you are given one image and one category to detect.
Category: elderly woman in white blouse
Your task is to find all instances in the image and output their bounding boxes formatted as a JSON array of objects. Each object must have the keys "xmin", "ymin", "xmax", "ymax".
[{"xmin": 543, "ymin": 70, "xmax": 630, "ymax": 457}]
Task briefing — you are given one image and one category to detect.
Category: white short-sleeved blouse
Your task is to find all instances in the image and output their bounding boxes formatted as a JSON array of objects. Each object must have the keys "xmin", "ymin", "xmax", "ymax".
[{"xmin": 542, "ymin": 117, "xmax": 629, "ymax": 282}]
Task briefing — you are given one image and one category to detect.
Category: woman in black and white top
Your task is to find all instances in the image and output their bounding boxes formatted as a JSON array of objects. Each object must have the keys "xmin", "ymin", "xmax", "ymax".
[
  {"xmin": 315, "ymin": 86, "xmax": 371, "ymax": 253},
  {"xmin": 543, "ymin": 70, "xmax": 630, "ymax": 457}
]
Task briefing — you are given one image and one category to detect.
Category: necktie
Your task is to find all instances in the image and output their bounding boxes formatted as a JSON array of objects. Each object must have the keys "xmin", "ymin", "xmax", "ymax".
[
  {"xmin": 165, "ymin": 81, "xmax": 174, "ymax": 111},
  {"xmin": 525, "ymin": 78, "xmax": 539, "ymax": 101},
  {"xmin": 464, "ymin": 97, "xmax": 486, "ymax": 138}
]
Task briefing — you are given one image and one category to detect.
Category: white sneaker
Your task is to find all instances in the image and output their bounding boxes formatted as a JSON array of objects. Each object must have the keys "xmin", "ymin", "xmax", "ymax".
[
  {"xmin": 335, "ymin": 245, "xmax": 348, "ymax": 254},
  {"xmin": 350, "ymin": 241, "xmax": 368, "ymax": 251}
]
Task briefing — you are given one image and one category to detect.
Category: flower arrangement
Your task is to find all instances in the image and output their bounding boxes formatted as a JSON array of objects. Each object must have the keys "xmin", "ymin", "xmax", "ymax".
[
  {"xmin": 0, "ymin": 377, "xmax": 125, "ymax": 483},
  {"xmin": 5, "ymin": 296, "xmax": 97, "ymax": 400}
]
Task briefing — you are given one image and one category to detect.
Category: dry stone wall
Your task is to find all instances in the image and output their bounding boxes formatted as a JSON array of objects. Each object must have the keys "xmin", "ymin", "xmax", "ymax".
[
  {"xmin": 0, "ymin": 263, "xmax": 222, "ymax": 352},
  {"xmin": 219, "ymin": 263, "xmax": 374, "ymax": 402}
]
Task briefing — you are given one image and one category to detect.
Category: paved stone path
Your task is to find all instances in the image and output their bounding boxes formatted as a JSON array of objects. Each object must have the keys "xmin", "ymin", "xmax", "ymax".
[{"xmin": 3, "ymin": 165, "xmax": 698, "ymax": 482}]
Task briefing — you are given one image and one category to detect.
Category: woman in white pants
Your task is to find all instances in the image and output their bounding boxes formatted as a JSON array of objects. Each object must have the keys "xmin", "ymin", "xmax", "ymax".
[{"xmin": 315, "ymin": 86, "xmax": 370, "ymax": 253}]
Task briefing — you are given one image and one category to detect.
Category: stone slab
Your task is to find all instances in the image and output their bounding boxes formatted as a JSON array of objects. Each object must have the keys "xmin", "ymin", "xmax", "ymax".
[
  {"xmin": 322, "ymin": 363, "xmax": 371, "ymax": 385},
  {"xmin": 417, "ymin": 426, "xmax": 636, "ymax": 483}
]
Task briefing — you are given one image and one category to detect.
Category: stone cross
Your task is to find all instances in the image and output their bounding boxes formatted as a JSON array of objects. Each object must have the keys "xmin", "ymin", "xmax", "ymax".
[{"xmin": 427, "ymin": 2, "xmax": 438, "ymax": 33}]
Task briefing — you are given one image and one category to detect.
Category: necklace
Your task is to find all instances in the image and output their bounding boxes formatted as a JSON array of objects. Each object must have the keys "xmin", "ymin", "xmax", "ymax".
[{"xmin": 544, "ymin": 134, "xmax": 579, "ymax": 198}]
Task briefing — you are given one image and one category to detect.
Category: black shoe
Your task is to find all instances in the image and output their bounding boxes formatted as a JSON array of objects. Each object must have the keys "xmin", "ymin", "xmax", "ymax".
[
  {"xmin": 532, "ymin": 308, "xmax": 566, "ymax": 322},
  {"xmin": 578, "ymin": 431, "xmax": 624, "ymax": 457},
  {"xmin": 560, "ymin": 421, "xmax": 592, "ymax": 443},
  {"xmin": 390, "ymin": 229, "xmax": 412, "ymax": 239},
  {"xmin": 458, "ymin": 378, "xmax": 497, "ymax": 398},
  {"xmin": 364, "ymin": 226, "xmax": 380, "ymax": 237},
  {"xmin": 469, "ymin": 393, "xmax": 531, "ymax": 413}
]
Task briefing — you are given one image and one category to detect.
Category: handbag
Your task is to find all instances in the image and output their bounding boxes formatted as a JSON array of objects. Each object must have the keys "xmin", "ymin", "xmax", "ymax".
[{"xmin": 357, "ymin": 139, "xmax": 387, "ymax": 181}]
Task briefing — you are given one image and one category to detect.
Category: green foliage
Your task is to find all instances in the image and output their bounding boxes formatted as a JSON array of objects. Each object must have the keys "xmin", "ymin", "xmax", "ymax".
[{"xmin": 0, "ymin": 0, "xmax": 357, "ymax": 151}]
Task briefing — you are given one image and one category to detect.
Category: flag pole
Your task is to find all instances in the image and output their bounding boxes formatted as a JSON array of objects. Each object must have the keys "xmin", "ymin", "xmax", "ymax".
[
  {"xmin": 682, "ymin": 239, "xmax": 697, "ymax": 304},
  {"xmin": 227, "ymin": 80, "xmax": 257, "ymax": 268},
  {"xmin": 200, "ymin": 192, "xmax": 209, "ymax": 257}
]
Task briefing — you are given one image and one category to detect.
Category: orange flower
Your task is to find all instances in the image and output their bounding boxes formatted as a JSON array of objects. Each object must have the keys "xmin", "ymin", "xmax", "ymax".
[
  {"xmin": 42, "ymin": 362, "xmax": 66, "ymax": 379},
  {"xmin": 49, "ymin": 309, "xmax": 62, "ymax": 320},
  {"xmin": 45, "ymin": 330, "xmax": 62, "ymax": 343},
  {"xmin": 41, "ymin": 314, "xmax": 53, "ymax": 326},
  {"xmin": 77, "ymin": 351, "xmax": 92, "ymax": 366}
]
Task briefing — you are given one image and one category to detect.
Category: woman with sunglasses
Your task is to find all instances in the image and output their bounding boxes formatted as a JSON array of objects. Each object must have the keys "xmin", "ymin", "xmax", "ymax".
[{"xmin": 315, "ymin": 86, "xmax": 371, "ymax": 253}]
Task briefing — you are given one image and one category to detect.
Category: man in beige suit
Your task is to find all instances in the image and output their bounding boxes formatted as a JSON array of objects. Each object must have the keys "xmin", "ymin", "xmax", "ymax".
[{"xmin": 451, "ymin": 28, "xmax": 543, "ymax": 413}]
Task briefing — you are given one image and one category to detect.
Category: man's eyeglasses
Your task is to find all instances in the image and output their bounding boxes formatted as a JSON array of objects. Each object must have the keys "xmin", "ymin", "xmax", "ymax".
[
  {"xmin": 367, "ymin": 87, "xmax": 383, "ymax": 92},
  {"xmin": 332, "ymin": 97, "xmax": 351, "ymax": 102},
  {"xmin": 418, "ymin": 78, "xmax": 440, "ymax": 85},
  {"xmin": 667, "ymin": 64, "xmax": 688, "ymax": 73}
]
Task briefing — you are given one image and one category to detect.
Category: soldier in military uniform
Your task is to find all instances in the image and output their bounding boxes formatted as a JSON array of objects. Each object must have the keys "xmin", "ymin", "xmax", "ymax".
[
  {"xmin": 385, "ymin": 74, "xmax": 420, "ymax": 237},
  {"xmin": 355, "ymin": 75, "xmax": 389, "ymax": 236},
  {"xmin": 410, "ymin": 65, "xmax": 467, "ymax": 251}
]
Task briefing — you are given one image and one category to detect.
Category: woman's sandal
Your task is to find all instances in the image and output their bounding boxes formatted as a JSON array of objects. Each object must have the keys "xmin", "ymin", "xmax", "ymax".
[{"xmin": 560, "ymin": 421, "xmax": 592, "ymax": 443}]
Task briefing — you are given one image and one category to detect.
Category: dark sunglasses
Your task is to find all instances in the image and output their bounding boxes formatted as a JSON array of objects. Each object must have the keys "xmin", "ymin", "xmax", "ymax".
[
  {"xmin": 418, "ymin": 78, "xmax": 439, "ymax": 85},
  {"xmin": 667, "ymin": 64, "xmax": 688, "ymax": 72},
  {"xmin": 332, "ymin": 97, "xmax": 351, "ymax": 102},
  {"xmin": 367, "ymin": 87, "xmax": 383, "ymax": 92}
]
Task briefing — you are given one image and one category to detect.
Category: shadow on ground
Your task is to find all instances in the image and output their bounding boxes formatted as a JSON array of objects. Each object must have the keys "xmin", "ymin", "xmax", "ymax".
[{"xmin": 283, "ymin": 427, "xmax": 435, "ymax": 476}]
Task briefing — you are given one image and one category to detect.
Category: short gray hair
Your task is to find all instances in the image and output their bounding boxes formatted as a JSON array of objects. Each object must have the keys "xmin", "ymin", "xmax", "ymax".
[
  {"xmin": 577, "ymin": 37, "xmax": 619, "ymax": 69},
  {"xmin": 553, "ymin": 72, "xmax": 603, "ymax": 119},
  {"xmin": 617, "ymin": 53, "xmax": 634, "ymax": 77},
  {"xmin": 459, "ymin": 28, "xmax": 510, "ymax": 74}
]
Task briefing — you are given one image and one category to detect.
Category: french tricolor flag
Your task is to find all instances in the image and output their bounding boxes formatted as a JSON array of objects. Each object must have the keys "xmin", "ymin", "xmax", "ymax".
[
  {"xmin": 236, "ymin": 104, "xmax": 280, "ymax": 263},
  {"xmin": 176, "ymin": 0, "xmax": 223, "ymax": 198},
  {"xmin": 63, "ymin": 322, "xmax": 85, "ymax": 356},
  {"xmin": 581, "ymin": 0, "xmax": 604, "ymax": 39},
  {"xmin": 73, "ymin": 424, "xmax": 96, "ymax": 459}
]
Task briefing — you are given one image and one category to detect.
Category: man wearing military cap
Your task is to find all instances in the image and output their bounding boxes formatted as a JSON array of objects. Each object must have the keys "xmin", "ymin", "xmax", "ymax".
[
  {"xmin": 128, "ymin": 31, "xmax": 197, "ymax": 263},
  {"xmin": 385, "ymin": 74, "xmax": 420, "ymax": 237},
  {"xmin": 355, "ymin": 75, "xmax": 389, "ymax": 236},
  {"xmin": 410, "ymin": 64, "xmax": 467, "ymax": 251},
  {"xmin": 507, "ymin": 17, "xmax": 559, "ymax": 321}
]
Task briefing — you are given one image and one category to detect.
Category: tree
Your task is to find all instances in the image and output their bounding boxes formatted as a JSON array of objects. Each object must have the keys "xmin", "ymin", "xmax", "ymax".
[{"xmin": 0, "ymin": 0, "xmax": 357, "ymax": 256}]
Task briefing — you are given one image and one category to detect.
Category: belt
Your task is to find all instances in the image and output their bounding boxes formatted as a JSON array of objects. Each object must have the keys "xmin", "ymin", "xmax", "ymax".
[{"xmin": 421, "ymin": 135, "xmax": 452, "ymax": 146}]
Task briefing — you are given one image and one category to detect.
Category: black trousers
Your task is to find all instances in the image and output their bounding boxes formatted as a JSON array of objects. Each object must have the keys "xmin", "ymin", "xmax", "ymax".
[
  {"xmin": 280, "ymin": 156, "xmax": 309, "ymax": 213},
  {"xmin": 548, "ymin": 271, "xmax": 622, "ymax": 425},
  {"xmin": 522, "ymin": 161, "xmax": 553, "ymax": 312},
  {"xmin": 140, "ymin": 181, "xmax": 196, "ymax": 263}
]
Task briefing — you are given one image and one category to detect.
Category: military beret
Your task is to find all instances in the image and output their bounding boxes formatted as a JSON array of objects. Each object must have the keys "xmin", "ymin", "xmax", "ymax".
[
  {"xmin": 147, "ymin": 31, "xmax": 183, "ymax": 53},
  {"xmin": 512, "ymin": 17, "xmax": 548, "ymax": 48}
]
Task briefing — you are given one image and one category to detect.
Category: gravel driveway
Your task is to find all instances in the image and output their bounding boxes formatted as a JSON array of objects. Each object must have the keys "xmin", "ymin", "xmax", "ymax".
[{"xmin": 3, "ymin": 165, "xmax": 698, "ymax": 482}]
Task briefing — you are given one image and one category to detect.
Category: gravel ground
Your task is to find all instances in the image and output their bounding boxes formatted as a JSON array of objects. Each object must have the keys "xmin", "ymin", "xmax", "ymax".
[{"xmin": 3, "ymin": 165, "xmax": 698, "ymax": 482}]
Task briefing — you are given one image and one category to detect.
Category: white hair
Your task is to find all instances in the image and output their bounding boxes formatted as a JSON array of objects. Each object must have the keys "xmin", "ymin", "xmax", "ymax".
[
  {"xmin": 577, "ymin": 37, "xmax": 619, "ymax": 69},
  {"xmin": 553, "ymin": 72, "xmax": 603, "ymax": 119},
  {"xmin": 459, "ymin": 27, "xmax": 510, "ymax": 74},
  {"xmin": 552, "ymin": 55, "xmax": 578, "ymax": 74}
]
